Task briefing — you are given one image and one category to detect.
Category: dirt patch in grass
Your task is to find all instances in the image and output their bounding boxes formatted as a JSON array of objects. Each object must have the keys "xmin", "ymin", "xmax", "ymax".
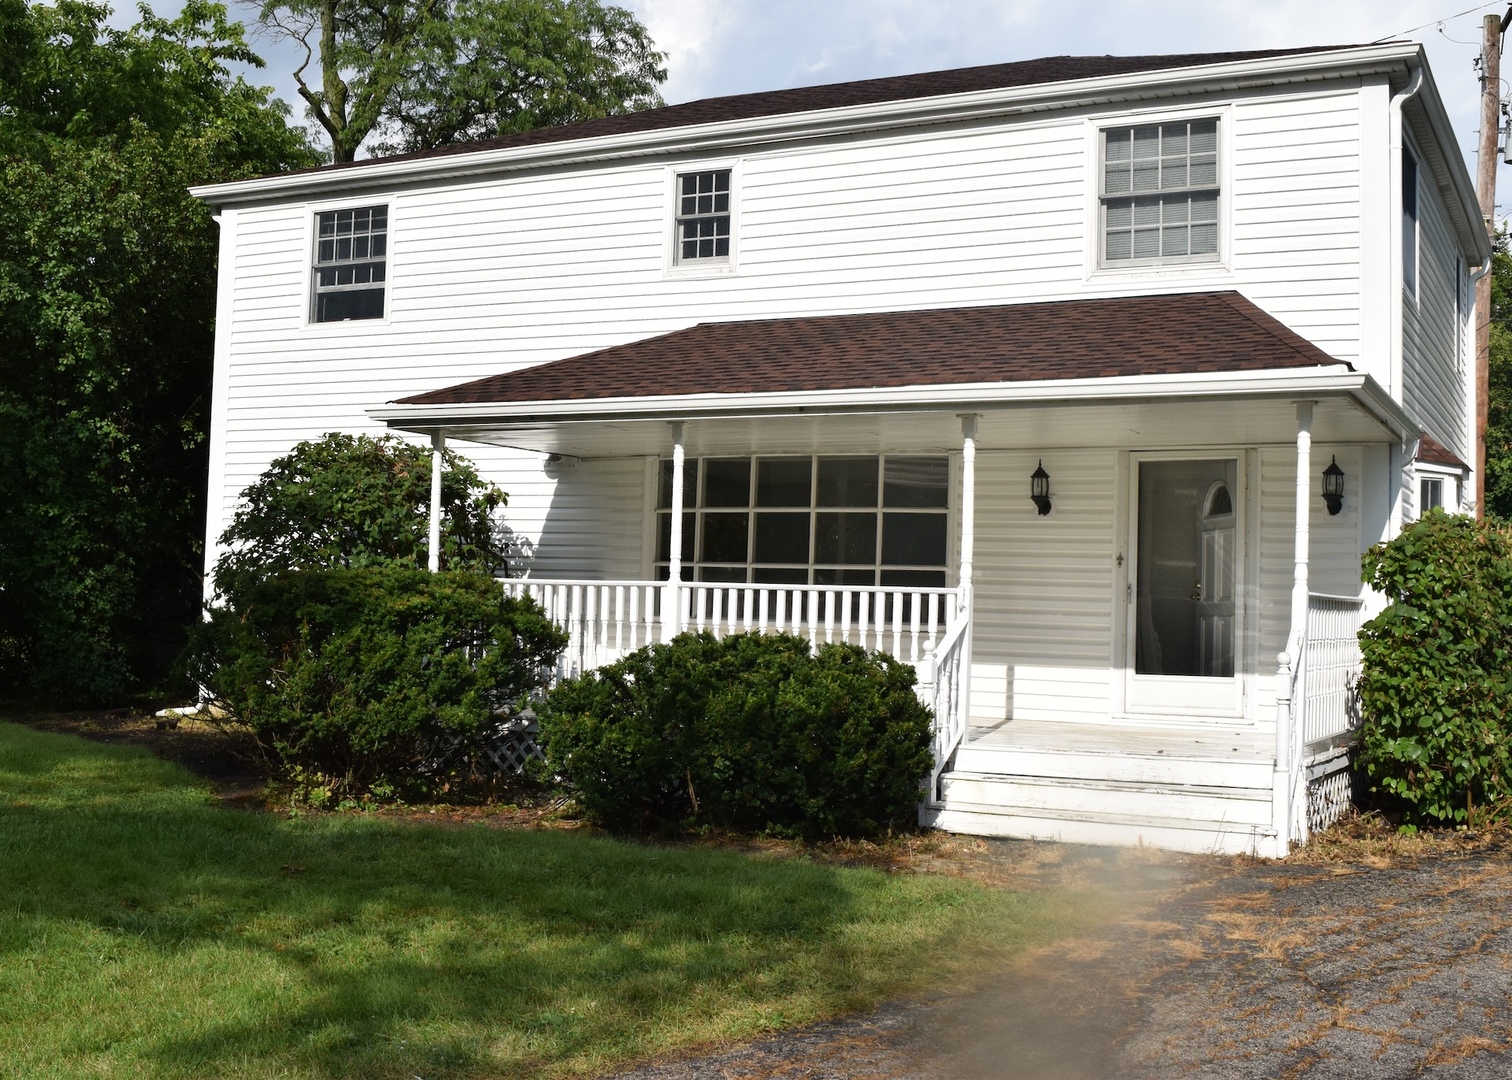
[{"xmin": 3, "ymin": 704, "xmax": 269, "ymax": 807}]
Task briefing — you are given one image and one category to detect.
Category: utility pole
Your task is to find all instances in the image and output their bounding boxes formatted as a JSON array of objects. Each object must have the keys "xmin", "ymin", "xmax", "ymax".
[{"xmin": 1475, "ymin": 11, "xmax": 1510, "ymax": 518}]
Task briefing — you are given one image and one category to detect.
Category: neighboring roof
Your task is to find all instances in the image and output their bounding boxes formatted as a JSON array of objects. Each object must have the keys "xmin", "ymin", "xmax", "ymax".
[
  {"xmin": 318, "ymin": 47, "xmax": 1352, "ymax": 175},
  {"xmin": 395, "ymin": 292, "xmax": 1349, "ymax": 407},
  {"xmin": 1416, "ymin": 431, "xmax": 1470, "ymax": 470}
]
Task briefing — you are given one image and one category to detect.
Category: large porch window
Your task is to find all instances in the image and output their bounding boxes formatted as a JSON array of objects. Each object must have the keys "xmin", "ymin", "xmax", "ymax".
[{"xmin": 655, "ymin": 455, "xmax": 949, "ymax": 586}]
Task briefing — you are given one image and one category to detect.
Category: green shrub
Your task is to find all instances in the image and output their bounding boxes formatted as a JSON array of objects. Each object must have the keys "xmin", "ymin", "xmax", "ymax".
[
  {"xmin": 1357, "ymin": 511, "xmax": 1512, "ymax": 824},
  {"xmin": 188, "ymin": 567, "xmax": 566, "ymax": 798},
  {"xmin": 538, "ymin": 632, "xmax": 933, "ymax": 839},
  {"xmin": 214, "ymin": 433, "xmax": 511, "ymax": 602}
]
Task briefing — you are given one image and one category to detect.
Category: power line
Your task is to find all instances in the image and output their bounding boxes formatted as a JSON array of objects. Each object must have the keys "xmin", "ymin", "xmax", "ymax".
[{"xmin": 1372, "ymin": 2, "xmax": 1504, "ymax": 44}]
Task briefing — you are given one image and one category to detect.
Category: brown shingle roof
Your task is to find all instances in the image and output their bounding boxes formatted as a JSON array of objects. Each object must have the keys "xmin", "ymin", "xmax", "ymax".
[
  {"xmin": 1417, "ymin": 431, "xmax": 1469, "ymax": 470},
  {"xmin": 326, "ymin": 47, "xmax": 1355, "ymax": 174},
  {"xmin": 395, "ymin": 292, "xmax": 1349, "ymax": 407}
]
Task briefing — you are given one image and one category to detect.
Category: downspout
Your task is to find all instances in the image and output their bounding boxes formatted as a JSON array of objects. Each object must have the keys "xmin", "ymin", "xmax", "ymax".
[{"xmin": 1388, "ymin": 61, "xmax": 1424, "ymax": 532}]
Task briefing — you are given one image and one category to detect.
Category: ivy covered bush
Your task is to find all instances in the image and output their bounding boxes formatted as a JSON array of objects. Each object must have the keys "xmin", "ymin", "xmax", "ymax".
[
  {"xmin": 189, "ymin": 567, "xmax": 565, "ymax": 798},
  {"xmin": 538, "ymin": 632, "xmax": 934, "ymax": 839},
  {"xmin": 1357, "ymin": 511, "xmax": 1512, "ymax": 824}
]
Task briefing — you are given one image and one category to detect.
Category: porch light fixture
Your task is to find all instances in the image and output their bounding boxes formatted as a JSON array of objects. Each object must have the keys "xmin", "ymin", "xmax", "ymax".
[
  {"xmin": 1321, "ymin": 456, "xmax": 1344, "ymax": 516},
  {"xmin": 1030, "ymin": 460, "xmax": 1052, "ymax": 516}
]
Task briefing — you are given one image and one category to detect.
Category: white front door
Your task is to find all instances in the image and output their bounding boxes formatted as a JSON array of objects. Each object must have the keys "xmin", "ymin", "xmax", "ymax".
[{"xmin": 1125, "ymin": 455, "xmax": 1245, "ymax": 718}]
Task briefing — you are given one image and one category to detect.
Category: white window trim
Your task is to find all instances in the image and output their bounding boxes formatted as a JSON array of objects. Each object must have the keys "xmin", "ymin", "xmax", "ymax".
[
  {"xmin": 663, "ymin": 159, "xmax": 741, "ymax": 278},
  {"xmin": 300, "ymin": 194, "xmax": 397, "ymax": 330},
  {"xmin": 1413, "ymin": 462, "xmax": 1464, "ymax": 517},
  {"xmin": 1083, "ymin": 103, "xmax": 1234, "ymax": 282}
]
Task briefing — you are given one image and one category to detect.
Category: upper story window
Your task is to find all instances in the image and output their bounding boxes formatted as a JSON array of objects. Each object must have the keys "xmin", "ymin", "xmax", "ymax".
[
  {"xmin": 675, "ymin": 169, "xmax": 731, "ymax": 263},
  {"xmin": 313, "ymin": 205, "xmax": 387, "ymax": 322},
  {"xmin": 1101, "ymin": 119, "xmax": 1218, "ymax": 266},
  {"xmin": 1402, "ymin": 148, "xmax": 1419, "ymax": 298}
]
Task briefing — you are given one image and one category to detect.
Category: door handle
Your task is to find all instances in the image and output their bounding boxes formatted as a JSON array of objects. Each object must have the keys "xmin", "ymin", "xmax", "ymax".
[{"xmin": 1191, "ymin": 581, "xmax": 1203, "ymax": 601}]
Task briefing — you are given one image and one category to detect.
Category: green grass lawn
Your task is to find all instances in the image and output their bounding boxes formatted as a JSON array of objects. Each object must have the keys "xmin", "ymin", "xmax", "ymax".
[{"xmin": 0, "ymin": 721, "xmax": 1102, "ymax": 1079}]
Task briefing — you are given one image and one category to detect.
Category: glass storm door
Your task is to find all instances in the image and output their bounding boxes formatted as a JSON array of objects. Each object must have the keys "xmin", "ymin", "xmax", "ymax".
[{"xmin": 1126, "ymin": 457, "xmax": 1243, "ymax": 717}]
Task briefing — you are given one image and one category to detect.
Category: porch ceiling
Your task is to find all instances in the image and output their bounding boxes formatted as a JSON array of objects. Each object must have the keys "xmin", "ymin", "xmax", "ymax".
[{"xmin": 427, "ymin": 391, "xmax": 1401, "ymax": 460}]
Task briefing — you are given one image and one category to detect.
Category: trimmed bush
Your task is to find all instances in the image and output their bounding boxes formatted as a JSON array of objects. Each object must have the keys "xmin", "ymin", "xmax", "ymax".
[
  {"xmin": 1357, "ymin": 511, "xmax": 1512, "ymax": 824},
  {"xmin": 188, "ymin": 566, "xmax": 566, "ymax": 798},
  {"xmin": 538, "ymin": 631, "xmax": 934, "ymax": 838}
]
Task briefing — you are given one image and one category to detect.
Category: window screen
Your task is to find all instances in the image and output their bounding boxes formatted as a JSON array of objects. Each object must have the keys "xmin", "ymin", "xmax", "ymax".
[
  {"xmin": 313, "ymin": 206, "xmax": 387, "ymax": 322},
  {"xmin": 1102, "ymin": 120, "xmax": 1218, "ymax": 264},
  {"xmin": 675, "ymin": 170, "xmax": 731, "ymax": 262}
]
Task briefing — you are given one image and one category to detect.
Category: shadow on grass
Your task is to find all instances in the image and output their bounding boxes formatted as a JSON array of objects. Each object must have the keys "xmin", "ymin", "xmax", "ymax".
[{"xmin": 0, "ymin": 722, "xmax": 1074, "ymax": 1079}]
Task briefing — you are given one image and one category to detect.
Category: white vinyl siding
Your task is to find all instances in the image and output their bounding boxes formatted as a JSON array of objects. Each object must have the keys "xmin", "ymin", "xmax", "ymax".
[
  {"xmin": 1401, "ymin": 150, "xmax": 1469, "ymax": 460},
  {"xmin": 207, "ymin": 80, "xmax": 1376, "ymax": 600},
  {"xmin": 971, "ymin": 450, "xmax": 1118, "ymax": 724}
]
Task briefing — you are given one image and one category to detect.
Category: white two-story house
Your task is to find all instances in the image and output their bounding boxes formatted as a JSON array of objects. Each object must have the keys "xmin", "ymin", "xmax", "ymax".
[{"xmin": 192, "ymin": 43, "xmax": 1487, "ymax": 857}]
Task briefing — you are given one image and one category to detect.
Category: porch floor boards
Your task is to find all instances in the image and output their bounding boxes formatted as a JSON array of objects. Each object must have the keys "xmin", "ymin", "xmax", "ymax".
[{"xmin": 962, "ymin": 718, "xmax": 1273, "ymax": 762}]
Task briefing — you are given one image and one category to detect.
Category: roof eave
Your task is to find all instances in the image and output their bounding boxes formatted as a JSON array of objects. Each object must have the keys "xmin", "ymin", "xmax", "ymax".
[
  {"xmin": 193, "ymin": 43, "xmax": 1420, "ymax": 208},
  {"xmin": 1399, "ymin": 46, "xmax": 1493, "ymax": 264},
  {"xmin": 369, "ymin": 365, "xmax": 1412, "ymax": 438}
]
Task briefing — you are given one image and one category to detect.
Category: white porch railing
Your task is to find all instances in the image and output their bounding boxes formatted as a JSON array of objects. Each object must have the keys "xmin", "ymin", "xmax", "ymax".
[
  {"xmin": 919, "ymin": 603, "xmax": 971, "ymax": 802},
  {"xmin": 1298, "ymin": 594, "xmax": 1365, "ymax": 748},
  {"xmin": 1275, "ymin": 591, "xmax": 1365, "ymax": 847},
  {"xmin": 502, "ymin": 577, "xmax": 964, "ymax": 682}
]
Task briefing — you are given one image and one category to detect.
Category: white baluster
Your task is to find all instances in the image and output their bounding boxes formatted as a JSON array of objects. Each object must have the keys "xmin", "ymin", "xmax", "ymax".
[
  {"xmin": 891, "ymin": 591, "xmax": 903, "ymax": 657},
  {"xmin": 840, "ymin": 589, "xmax": 852, "ymax": 644},
  {"xmin": 909, "ymin": 591, "xmax": 921, "ymax": 663}
]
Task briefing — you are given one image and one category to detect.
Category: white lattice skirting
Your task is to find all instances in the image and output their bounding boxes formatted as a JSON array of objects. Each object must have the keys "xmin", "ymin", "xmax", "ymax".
[{"xmin": 1306, "ymin": 748, "xmax": 1354, "ymax": 835}]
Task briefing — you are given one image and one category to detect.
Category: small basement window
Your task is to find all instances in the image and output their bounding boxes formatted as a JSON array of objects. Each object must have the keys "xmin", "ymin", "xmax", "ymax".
[
  {"xmin": 313, "ymin": 205, "xmax": 387, "ymax": 322},
  {"xmin": 674, "ymin": 169, "xmax": 731, "ymax": 263},
  {"xmin": 1101, "ymin": 119, "xmax": 1219, "ymax": 266}
]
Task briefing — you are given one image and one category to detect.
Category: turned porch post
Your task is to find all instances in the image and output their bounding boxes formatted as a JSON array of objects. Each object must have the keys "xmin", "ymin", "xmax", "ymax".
[
  {"xmin": 428, "ymin": 430, "xmax": 445, "ymax": 573},
  {"xmin": 664, "ymin": 422, "xmax": 686, "ymax": 642}
]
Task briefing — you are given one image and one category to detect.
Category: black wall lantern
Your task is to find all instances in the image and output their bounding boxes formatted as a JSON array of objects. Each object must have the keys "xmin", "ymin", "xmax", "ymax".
[
  {"xmin": 1030, "ymin": 460, "xmax": 1052, "ymax": 516},
  {"xmin": 1321, "ymin": 455, "xmax": 1344, "ymax": 516}
]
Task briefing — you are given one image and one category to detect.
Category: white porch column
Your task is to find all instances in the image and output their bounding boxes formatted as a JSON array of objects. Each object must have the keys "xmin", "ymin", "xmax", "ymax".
[
  {"xmin": 958, "ymin": 414, "xmax": 978, "ymax": 725},
  {"xmin": 1290, "ymin": 402, "xmax": 1313, "ymax": 648},
  {"xmin": 664, "ymin": 422, "xmax": 686, "ymax": 642},
  {"xmin": 958, "ymin": 415, "xmax": 978, "ymax": 594},
  {"xmin": 1274, "ymin": 400, "xmax": 1314, "ymax": 853},
  {"xmin": 428, "ymin": 429, "xmax": 445, "ymax": 573}
]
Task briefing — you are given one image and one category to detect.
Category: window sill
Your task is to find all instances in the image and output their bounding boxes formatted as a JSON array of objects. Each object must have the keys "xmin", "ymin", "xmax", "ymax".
[
  {"xmin": 664, "ymin": 260, "xmax": 738, "ymax": 280},
  {"xmin": 1087, "ymin": 259, "xmax": 1231, "ymax": 284}
]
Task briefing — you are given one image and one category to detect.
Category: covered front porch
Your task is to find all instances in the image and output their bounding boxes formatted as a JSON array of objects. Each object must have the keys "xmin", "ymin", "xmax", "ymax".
[{"xmin": 371, "ymin": 294, "xmax": 1412, "ymax": 857}]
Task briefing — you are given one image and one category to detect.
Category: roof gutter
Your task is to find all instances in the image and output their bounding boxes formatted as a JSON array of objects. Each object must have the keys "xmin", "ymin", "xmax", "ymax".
[
  {"xmin": 369, "ymin": 366, "xmax": 1416, "ymax": 440},
  {"xmin": 193, "ymin": 44, "xmax": 1421, "ymax": 207}
]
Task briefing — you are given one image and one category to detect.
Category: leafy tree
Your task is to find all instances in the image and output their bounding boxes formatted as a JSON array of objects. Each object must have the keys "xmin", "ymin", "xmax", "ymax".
[
  {"xmin": 258, "ymin": 0, "xmax": 665, "ymax": 162},
  {"xmin": 0, "ymin": 1, "xmax": 318, "ymax": 701},
  {"xmin": 1484, "ymin": 231, "xmax": 1512, "ymax": 519},
  {"xmin": 213, "ymin": 432, "xmax": 511, "ymax": 602}
]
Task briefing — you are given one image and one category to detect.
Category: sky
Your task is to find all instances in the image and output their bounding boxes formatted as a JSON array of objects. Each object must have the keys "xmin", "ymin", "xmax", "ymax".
[{"xmin": 110, "ymin": 0, "xmax": 1512, "ymax": 217}]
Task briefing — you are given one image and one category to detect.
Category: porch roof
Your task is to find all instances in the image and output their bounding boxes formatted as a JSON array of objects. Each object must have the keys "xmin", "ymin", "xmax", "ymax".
[
  {"xmin": 370, "ymin": 293, "xmax": 1417, "ymax": 459},
  {"xmin": 393, "ymin": 292, "xmax": 1345, "ymax": 409}
]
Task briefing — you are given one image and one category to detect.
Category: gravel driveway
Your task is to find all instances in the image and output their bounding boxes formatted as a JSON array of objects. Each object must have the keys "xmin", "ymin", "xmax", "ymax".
[{"xmin": 609, "ymin": 838, "xmax": 1512, "ymax": 1079}]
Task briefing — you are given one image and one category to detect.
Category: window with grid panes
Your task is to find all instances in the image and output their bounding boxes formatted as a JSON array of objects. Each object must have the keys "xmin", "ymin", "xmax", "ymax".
[
  {"xmin": 675, "ymin": 170, "xmax": 731, "ymax": 263},
  {"xmin": 313, "ymin": 206, "xmax": 387, "ymax": 322},
  {"xmin": 654, "ymin": 456, "xmax": 949, "ymax": 587},
  {"xmin": 1101, "ymin": 119, "xmax": 1218, "ymax": 265}
]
